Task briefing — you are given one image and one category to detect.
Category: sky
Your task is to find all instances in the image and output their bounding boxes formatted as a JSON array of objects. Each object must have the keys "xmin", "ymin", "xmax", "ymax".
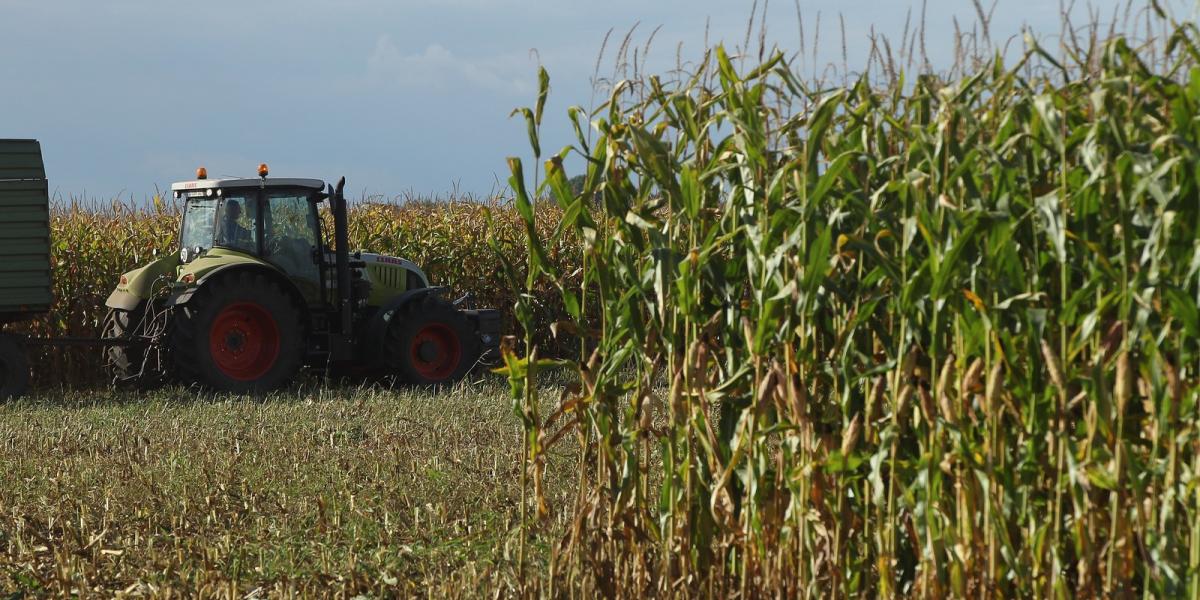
[{"xmin": 0, "ymin": 0, "xmax": 1191, "ymax": 202}]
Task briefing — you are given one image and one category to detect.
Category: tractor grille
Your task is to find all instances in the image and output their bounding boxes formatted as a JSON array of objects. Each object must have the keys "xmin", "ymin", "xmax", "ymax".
[{"xmin": 367, "ymin": 264, "xmax": 406, "ymax": 292}]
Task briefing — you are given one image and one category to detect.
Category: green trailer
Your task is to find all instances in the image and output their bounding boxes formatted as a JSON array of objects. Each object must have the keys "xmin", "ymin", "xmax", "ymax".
[
  {"xmin": 0, "ymin": 139, "xmax": 52, "ymax": 318},
  {"xmin": 0, "ymin": 139, "xmax": 51, "ymax": 398},
  {"xmin": 0, "ymin": 139, "xmax": 145, "ymax": 399}
]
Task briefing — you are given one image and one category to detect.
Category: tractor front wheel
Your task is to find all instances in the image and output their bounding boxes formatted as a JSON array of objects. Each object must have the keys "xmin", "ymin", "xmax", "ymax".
[
  {"xmin": 170, "ymin": 272, "xmax": 305, "ymax": 393},
  {"xmin": 0, "ymin": 334, "xmax": 30, "ymax": 400},
  {"xmin": 386, "ymin": 295, "xmax": 477, "ymax": 385},
  {"xmin": 103, "ymin": 307, "xmax": 149, "ymax": 386}
]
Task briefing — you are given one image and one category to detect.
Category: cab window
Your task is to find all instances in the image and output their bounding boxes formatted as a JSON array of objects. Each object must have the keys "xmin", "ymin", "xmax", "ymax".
[
  {"xmin": 215, "ymin": 195, "xmax": 258, "ymax": 254},
  {"xmin": 264, "ymin": 192, "xmax": 319, "ymax": 281}
]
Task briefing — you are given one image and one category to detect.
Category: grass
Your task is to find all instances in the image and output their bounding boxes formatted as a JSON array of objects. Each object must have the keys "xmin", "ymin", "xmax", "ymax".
[{"xmin": 0, "ymin": 377, "xmax": 575, "ymax": 597}]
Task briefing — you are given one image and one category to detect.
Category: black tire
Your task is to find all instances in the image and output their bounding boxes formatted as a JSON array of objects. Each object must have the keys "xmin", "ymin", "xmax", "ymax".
[
  {"xmin": 0, "ymin": 334, "xmax": 30, "ymax": 400},
  {"xmin": 102, "ymin": 307, "xmax": 148, "ymax": 386},
  {"xmin": 385, "ymin": 294, "xmax": 478, "ymax": 385},
  {"xmin": 170, "ymin": 271, "xmax": 306, "ymax": 394}
]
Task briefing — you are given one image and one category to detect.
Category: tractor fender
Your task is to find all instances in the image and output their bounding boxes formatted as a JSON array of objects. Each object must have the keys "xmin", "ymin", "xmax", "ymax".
[
  {"xmin": 362, "ymin": 286, "xmax": 448, "ymax": 367},
  {"xmin": 106, "ymin": 254, "xmax": 182, "ymax": 312},
  {"xmin": 168, "ymin": 263, "xmax": 311, "ymax": 328},
  {"xmin": 105, "ymin": 289, "xmax": 143, "ymax": 311}
]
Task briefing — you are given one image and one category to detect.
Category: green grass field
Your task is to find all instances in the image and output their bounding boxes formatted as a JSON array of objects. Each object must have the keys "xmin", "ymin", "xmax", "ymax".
[{"xmin": 0, "ymin": 378, "xmax": 573, "ymax": 597}]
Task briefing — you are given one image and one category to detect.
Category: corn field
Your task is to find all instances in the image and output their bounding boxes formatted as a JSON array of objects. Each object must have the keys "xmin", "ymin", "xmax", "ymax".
[{"xmin": 498, "ymin": 8, "xmax": 1200, "ymax": 598}]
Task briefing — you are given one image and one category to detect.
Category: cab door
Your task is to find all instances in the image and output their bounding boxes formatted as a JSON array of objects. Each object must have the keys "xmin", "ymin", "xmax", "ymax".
[{"xmin": 262, "ymin": 190, "xmax": 321, "ymax": 303}]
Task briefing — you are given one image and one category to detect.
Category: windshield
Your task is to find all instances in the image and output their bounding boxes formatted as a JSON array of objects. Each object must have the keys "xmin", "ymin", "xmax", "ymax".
[
  {"xmin": 180, "ymin": 197, "xmax": 218, "ymax": 252},
  {"xmin": 179, "ymin": 193, "xmax": 260, "ymax": 256}
]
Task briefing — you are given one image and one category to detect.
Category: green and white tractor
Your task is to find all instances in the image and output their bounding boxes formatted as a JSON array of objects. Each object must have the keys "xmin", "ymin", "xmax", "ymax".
[{"xmin": 103, "ymin": 165, "xmax": 501, "ymax": 392}]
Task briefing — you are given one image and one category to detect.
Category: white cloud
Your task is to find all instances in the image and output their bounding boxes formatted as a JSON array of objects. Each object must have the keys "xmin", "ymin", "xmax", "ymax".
[{"xmin": 366, "ymin": 36, "xmax": 534, "ymax": 96}]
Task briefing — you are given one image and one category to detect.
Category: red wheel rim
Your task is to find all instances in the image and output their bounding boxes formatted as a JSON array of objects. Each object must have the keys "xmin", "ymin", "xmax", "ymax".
[
  {"xmin": 409, "ymin": 323, "xmax": 463, "ymax": 381},
  {"xmin": 209, "ymin": 302, "xmax": 281, "ymax": 381}
]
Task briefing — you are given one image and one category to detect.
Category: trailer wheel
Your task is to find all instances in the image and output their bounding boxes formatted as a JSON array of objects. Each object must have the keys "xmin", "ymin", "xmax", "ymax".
[
  {"xmin": 0, "ymin": 334, "xmax": 30, "ymax": 400},
  {"xmin": 170, "ymin": 271, "xmax": 305, "ymax": 394},
  {"xmin": 385, "ymin": 294, "xmax": 478, "ymax": 385}
]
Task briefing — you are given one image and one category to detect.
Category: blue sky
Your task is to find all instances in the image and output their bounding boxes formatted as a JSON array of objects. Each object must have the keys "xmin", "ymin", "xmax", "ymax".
[{"xmin": 0, "ymin": 0, "xmax": 1187, "ymax": 201}]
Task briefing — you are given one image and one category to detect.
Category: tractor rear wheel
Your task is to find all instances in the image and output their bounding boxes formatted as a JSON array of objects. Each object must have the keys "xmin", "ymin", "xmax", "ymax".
[
  {"xmin": 0, "ymin": 334, "xmax": 30, "ymax": 400},
  {"xmin": 103, "ymin": 307, "xmax": 148, "ymax": 386},
  {"xmin": 170, "ymin": 272, "xmax": 305, "ymax": 394},
  {"xmin": 386, "ymin": 294, "xmax": 477, "ymax": 385}
]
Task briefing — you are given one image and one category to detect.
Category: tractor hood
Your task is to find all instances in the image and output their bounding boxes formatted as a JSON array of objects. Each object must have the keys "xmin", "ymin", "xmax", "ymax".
[{"xmin": 357, "ymin": 252, "xmax": 429, "ymax": 305}]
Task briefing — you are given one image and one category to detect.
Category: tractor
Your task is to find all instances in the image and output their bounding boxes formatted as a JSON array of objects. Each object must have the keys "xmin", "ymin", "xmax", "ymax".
[{"xmin": 102, "ymin": 165, "xmax": 500, "ymax": 392}]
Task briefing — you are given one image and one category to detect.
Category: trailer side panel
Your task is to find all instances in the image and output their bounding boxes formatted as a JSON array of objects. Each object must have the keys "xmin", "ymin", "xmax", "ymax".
[{"xmin": 0, "ymin": 140, "xmax": 52, "ymax": 321}]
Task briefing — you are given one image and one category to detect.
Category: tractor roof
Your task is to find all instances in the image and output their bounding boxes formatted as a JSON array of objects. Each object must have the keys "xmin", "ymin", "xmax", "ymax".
[{"xmin": 170, "ymin": 178, "xmax": 326, "ymax": 193}]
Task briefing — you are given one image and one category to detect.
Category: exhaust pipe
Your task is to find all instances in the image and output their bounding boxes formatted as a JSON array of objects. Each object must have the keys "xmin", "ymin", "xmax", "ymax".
[{"xmin": 332, "ymin": 177, "xmax": 352, "ymax": 335}]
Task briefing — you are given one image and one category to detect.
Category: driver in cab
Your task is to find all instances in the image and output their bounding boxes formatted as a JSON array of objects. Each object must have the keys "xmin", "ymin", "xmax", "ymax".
[{"xmin": 218, "ymin": 199, "xmax": 252, "ymax": 249}]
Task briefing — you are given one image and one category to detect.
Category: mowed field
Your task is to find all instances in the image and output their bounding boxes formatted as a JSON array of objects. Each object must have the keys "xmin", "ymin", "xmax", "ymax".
[{"xmin": 0, "ymin": 378, "xmax": 571, "ymax": 597}]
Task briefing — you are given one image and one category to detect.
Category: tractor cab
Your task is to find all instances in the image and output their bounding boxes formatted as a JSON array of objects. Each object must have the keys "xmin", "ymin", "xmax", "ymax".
[{"xmin": 172, "ymin": 169, "xmax": 326, "ymax": 301}]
